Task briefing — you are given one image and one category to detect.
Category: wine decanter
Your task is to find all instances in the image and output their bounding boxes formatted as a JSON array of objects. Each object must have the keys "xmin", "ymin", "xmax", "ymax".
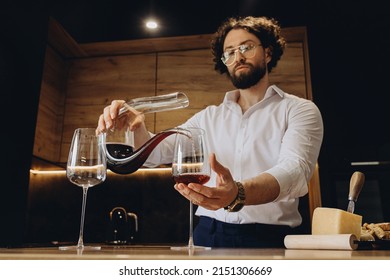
[
  {"xmin": 105, "ymin": 127, "xmax": 190, "ymax": 174},
  {"xmin": 119, "ymin": 91, "xmax": 188, "ymax": 116},
  {"xmin": 104, "ymin": 92, "xmax": 189, "ymax": 174}
]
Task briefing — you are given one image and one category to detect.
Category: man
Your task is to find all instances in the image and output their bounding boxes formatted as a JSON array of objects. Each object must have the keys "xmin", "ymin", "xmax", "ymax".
[{"xmin": 97, "ymin": 16, "xmax": 323, "ymax": 248}]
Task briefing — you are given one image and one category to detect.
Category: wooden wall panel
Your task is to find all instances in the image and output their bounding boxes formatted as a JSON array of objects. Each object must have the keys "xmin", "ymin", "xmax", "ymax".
[
  {"xmin": 81, "ymin": 34, "xmax": 214, "ymax": 57},
  {"xmin": 33, "ymin": 46, "xmax": 68, "ymax": 162},
  {"xmin": 269, "ymin": 42, "xmax": 308, "ymax": 99},
  {"xmin": 155, "ymin": 49, "xmax": 232, "ymax": 131},
  {"xmin": 61, "ymin": 54, "xmax": 157, "ymax": 162}
]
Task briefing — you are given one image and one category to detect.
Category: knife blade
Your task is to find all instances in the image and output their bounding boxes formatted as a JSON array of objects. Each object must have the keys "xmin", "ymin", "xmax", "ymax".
[{"xmin": 347, "ymin": 171, "xmax": 365, "ymax": 213}]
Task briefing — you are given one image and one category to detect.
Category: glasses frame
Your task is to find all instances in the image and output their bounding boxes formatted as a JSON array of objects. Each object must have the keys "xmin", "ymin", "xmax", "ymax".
[{"xmin": 221, "ymin": 43, "xmax": 262, "ymax": 67}]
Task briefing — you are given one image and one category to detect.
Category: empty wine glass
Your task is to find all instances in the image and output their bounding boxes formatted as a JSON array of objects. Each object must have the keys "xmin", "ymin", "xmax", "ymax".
[
  {"xmin": 59, "ymin": 128, "xmax": 107, "ymax": 251},
  {"xmin": 171, "ymin": 127, "xmax": 211, "ymax": 251}
]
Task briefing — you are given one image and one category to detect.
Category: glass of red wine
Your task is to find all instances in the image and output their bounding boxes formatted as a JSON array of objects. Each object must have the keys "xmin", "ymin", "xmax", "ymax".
[
  {"xmin": 59, "ymin": 128, "xmax": 107, "ymax": 251},
  {"xmin": 171, "ymin": 127, "xmax": 211, "ymax": 251}
]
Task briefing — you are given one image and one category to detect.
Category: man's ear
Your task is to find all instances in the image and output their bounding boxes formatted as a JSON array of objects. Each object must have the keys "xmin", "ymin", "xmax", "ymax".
[{"xmin": 265, "ymin": 47, "xmax": 272, "ymax": 64}]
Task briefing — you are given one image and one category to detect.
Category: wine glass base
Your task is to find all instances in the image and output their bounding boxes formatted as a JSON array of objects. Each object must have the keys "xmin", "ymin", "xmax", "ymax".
[
  {"xmin": 170, "ymin": 245, "xmax": 211, "ymax": 251},
  {"xmin": 58, "ymin": 245, "xmax": 101, "ymax": 251}
]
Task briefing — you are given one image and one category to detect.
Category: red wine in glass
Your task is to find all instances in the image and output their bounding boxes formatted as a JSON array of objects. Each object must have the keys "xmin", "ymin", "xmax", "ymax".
[{"xmin": 173, "ymin": 174, "xmax": 210, "ymax": 185}]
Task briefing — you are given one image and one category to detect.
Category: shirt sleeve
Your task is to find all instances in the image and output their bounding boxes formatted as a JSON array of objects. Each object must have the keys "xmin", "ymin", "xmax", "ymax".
[{"xmin": 266, "ymin": 99, "xmax": 323, "ymax": 201}]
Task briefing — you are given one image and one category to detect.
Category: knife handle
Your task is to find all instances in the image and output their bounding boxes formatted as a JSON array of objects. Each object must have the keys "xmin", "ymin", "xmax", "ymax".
[{"xmin": 348, "ymin": 171, "xmax": 365, "ymax": 201}]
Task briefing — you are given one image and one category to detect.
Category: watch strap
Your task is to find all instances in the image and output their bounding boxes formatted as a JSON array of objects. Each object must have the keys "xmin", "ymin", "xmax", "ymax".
[{"xmin": 224, "ymin": 181, "xmax": 246, "ymax": 212}]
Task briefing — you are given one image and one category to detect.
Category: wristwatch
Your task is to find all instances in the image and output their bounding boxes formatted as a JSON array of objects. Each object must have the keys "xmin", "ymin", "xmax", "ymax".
[{"xmin": 224, "ymin": 181, "xmax": 246, "ymax": 212}]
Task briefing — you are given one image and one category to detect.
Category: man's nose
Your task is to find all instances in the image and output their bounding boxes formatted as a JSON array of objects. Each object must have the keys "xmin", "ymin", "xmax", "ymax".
[{"xmin": 235, "ymin": 50, "xmax": 245, "ymax": 62}]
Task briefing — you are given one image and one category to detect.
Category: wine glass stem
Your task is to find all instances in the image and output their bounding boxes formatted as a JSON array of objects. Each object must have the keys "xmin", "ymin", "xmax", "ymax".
[
  {"xmin": 188, "ymin": 201, "xmax": 194, "ymax": 248},
  {"xmin": 77, "ymin": 187, "xmax": 89, "ymax": 249}
]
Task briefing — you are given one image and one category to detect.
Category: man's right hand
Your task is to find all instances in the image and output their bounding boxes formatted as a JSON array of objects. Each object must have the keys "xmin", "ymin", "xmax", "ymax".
[{"xmin": 96, "ymin": 100, "xmax": 145, "ymax": 134}]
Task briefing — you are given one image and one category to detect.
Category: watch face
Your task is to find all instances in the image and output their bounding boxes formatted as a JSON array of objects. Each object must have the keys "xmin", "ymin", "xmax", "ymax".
[{"xmin": 233, "ymin": 202, "xmax": 244, "ymax": 211}]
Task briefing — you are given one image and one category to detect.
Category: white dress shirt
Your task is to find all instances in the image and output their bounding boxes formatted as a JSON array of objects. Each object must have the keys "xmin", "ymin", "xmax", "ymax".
[{"xmin": 145, "ymin": 85, "xmax": 323, "ymax": 227}]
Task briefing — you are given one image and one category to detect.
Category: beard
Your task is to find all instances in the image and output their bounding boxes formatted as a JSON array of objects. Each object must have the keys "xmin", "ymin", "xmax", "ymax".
[{"xmin": 229, "ymin": 62, "xmax": 267, "ymax": 89}]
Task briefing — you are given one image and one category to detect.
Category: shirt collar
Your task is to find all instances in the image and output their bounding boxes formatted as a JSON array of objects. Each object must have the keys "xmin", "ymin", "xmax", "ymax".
[{"xmin": 224, "ymin": 84, "xmax": 285, "ymax": 104}]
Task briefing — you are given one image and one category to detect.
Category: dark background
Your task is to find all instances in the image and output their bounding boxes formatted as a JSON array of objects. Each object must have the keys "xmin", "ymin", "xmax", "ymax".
[{"xmin": 1, "ymin": 0, "xmax": 389, "ymax": 246}]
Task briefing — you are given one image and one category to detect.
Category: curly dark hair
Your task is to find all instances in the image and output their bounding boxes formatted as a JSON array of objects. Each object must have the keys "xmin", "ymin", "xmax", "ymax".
[{"xmin": 211, "ymin": 16, "xmax": 286, "ymax": 74}]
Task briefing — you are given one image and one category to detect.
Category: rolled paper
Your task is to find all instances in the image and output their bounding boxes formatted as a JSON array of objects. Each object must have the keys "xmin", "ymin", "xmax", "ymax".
[{"xmin": 284, "ymin": 234, "xmax": 358, "ymax": 250}]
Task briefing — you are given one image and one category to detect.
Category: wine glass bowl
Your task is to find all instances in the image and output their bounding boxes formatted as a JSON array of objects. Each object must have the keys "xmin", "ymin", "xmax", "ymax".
[
  {"xmin": 59, "ymin": 128, "xmax": 107, "ymax": 251},
  {"xmin": 171, "ymin": 127, "xmax": 211, "ymax": 251},
  {"xmin": 67, "ymin": 165, "xmax": 106, "ymax": 187}
]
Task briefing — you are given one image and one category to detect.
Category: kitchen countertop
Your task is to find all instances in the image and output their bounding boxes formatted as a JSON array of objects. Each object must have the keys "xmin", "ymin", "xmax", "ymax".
[{"xmin": 0, "ymin": 244, "xmax": 389, "ymax": 260}]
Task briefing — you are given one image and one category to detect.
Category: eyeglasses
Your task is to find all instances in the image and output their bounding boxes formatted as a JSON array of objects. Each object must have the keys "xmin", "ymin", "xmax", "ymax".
[{"xmin": 221, "ymin": 44, "xmax": 262, "ymax": 66}]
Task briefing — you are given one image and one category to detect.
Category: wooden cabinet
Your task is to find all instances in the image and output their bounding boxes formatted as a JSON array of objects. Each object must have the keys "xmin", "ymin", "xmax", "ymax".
[{"xmin": 33, "ymin": 18, "xmax": 313, "ymax": 164}]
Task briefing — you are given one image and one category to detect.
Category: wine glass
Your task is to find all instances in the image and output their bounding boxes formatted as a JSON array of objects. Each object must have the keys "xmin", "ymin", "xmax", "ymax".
[
  {"xmin": 171, "ymin": 127, "xmax": 211, "ymax": 251},
  {"xmin": 59, "ymin": 128, "xmax": 107, "ymax": 251}
]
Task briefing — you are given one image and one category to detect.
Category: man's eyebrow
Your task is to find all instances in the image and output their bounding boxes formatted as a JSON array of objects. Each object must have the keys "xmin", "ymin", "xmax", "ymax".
[{"xmin": 224, "ymin": 40, "xmax": 256, "ymax": 50}]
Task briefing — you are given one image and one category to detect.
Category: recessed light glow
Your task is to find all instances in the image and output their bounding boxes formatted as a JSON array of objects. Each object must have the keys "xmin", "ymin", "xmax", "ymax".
[{"xmin": 146, "ymin": 20, "xmax": 158, "ymax": 29}]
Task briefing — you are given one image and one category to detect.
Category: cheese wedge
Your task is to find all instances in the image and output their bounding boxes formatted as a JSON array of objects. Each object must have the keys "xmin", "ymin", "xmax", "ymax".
[{"xmin": 312, "ymin": 207, "xmax": 362, "ymax": 239}]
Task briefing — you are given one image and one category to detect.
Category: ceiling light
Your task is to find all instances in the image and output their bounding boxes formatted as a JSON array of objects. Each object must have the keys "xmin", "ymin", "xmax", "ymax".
[{"xmin": 146, "ymin": 20, "xmax": 158, "ymax": 29}]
